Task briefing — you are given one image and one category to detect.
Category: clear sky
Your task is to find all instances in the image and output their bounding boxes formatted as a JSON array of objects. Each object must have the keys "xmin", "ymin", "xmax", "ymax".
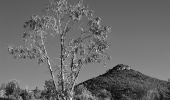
[{"xmin": 0, "ymin": 0, "xmax": 170, "ymax": 89}]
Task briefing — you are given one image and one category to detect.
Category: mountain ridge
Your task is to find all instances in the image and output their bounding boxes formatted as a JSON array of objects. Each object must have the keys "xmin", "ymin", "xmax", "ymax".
[{"xmin": 74, "ymin": 64, "xmax": 170, "ymax": 100}]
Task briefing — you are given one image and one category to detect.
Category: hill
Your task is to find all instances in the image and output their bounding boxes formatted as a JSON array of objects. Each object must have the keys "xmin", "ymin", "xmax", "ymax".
[{"xmin": 73, "ymin": 64, "xmax": 170, "ymax": 100}]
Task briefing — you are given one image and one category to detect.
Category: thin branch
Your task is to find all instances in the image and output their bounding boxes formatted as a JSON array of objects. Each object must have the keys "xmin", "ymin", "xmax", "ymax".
[
  {"xmin": 43, "ymin": 46, "xmax": 57, "ymax": 92},
  {"xmin": 40, "ymin": 37, "xmax": 59, "ymax": 99},
  {"xmin": 46, "ymin": 57, "xmax": 57, "ymax": 90},
  {"xmin": 60, "ymin": 33, "xmax": 64, "ymax": 93},
  {"xmin": 70, "ymin": 60, "xmax": 83, "ymax": 98},
  {"xmin": 63, "ymin": 20, "xmax": 71, "ymax": 35}
]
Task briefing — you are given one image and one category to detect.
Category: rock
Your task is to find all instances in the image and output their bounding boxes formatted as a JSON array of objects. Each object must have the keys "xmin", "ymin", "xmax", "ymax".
[{"xmin": 112, "ymin": 64, "xmax": 131, "ymax": 70}]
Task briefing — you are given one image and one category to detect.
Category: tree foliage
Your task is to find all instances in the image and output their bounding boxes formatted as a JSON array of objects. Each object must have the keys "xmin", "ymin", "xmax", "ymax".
[
  {"xmin": 32, "ymin": 86, "xmax": 41, "ymax": 99},
  {"xmin": 5, "ymin": 80, "xmax": 20, "ymax": 97},
  {"xmin": 8, "ymin": 0, "xmax": 111, "ymax": 99},
  {"xmin": 42, "ymin": 79, "xmax": 59, "ymax": 100},
  {"xmin": 19, "ymin": 89, "xmax": 32, "ymax": 100}
]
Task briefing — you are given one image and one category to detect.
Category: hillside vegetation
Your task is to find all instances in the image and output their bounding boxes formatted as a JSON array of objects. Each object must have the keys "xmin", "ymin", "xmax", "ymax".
[
  {"xmin": 1, "ymin": 64, "xmax": 170, "ymax": 100},
  {"xmin": 74, "ymin": 64, "xmax": 170, "ymax": 100}
]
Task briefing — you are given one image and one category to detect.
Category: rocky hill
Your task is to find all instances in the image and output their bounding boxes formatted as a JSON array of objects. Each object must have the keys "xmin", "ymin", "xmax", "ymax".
[{"xmin": 73, "ymin": 64, "xmax": 170, "ymax": 100}]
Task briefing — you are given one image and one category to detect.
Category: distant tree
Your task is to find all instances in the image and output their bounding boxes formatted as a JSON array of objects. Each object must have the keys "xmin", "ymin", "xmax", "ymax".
[
  {"xmin": 0, "ymin": 89, "xmax": 6, "ymax": 98},
  {"xmin": 20, "ymin": 89, "xmax": 28, "ymax": 100},
  {"xmin": 0, "ymin": 83, "xmax": 6, "ymax": 90},
  {"xmin": 20, "ymin": 89, "xmax": 32, "ymax": 100},
  {"xmin": 0, "ymin": 83, "xmax": 6, "ymax": 98},
  {"xmin": 42, "ymin": 79, "xmax": 59, "ymax": 100},
  {"xmin": 168, "ymin": 79, "xmax": 170, "ymax": 82},
  {"xmin": 4, "ymin": 80, "xmax": 21, "ymax": 100},
  {"xmin": 8, "ymin": 0, "xmax": 111, "ymax": 99},
  {"xmin": 32, "ymin": 86, "xmax": 41, "ymax": 99}
]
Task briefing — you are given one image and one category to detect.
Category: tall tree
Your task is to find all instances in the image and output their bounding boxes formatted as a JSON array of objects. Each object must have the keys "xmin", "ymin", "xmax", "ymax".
[{"xmin": 8, "ymin": 0, "xmax": 111, "ymax": 99}]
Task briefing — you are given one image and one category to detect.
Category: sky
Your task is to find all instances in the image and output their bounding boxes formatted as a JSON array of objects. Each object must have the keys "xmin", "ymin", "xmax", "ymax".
[{"xmin": 0, "ymin": 0, "xmax": 170, "ymax": 89}]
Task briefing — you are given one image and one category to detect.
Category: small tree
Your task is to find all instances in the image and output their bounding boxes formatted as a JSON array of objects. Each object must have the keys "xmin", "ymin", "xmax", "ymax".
[
  {"xmin": 42, "ymin": 79, "xmax": 59, "ymax": 100},
  {"xmin": 0, "ymin": 84, "xmax": 6, "ymax": 98},
  {"xmin": 32, "ymin": 86, "xmax": 42, "ymax": 99},
  {"xmin": 168, "ymin": 79, "xmax": 170, "ymax": 82},
  {"xmin": 4, "ymin": 80, "xmax": 21, "ymax": 99},
  {"xmin": 20, "ymin": 89, "xmax": 31, "ymax": 100},
  {"xmin": 8, "ymin": 0, "xmax": 111, "ymax": 99}
]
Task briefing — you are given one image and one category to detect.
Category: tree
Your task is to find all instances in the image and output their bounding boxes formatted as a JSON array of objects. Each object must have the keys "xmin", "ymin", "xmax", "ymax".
[
  {"xmin": 0, "ymin": 83, "xmax": 6, "ymax": 98},
  {"xmin": 8, "ymin": 0, "xmax": 111, "ymax": 99},
  {"xmin": 32, "ymin": 86, "xmax": 42, "ymax": 99},
  {"xmin": 0, "ymin": 87, "xmax": 6, "ymax": 98},
  {"xmin": 20, "ymin": 89, "xmax": 31, "ymax": 100},
  {"xmin": 4, "ymin": 80, "xmax": 21, "ymax": 99},
  {"xmin": 168, "ymin": 79, "xmax": 170, "ymax": 82},
  {"xmin": 42, "ymin": 79, "xmax": 59, "ymax": 100},
  {"xmin": 0, "ymin": 83, "xmax": 6, "ymax": 90}
]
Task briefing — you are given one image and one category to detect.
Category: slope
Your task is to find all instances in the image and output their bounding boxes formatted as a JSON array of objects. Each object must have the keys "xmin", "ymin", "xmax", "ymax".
[{"xmin": 74, "ymin": 64, "xmax": 170, "ymax": 100}]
